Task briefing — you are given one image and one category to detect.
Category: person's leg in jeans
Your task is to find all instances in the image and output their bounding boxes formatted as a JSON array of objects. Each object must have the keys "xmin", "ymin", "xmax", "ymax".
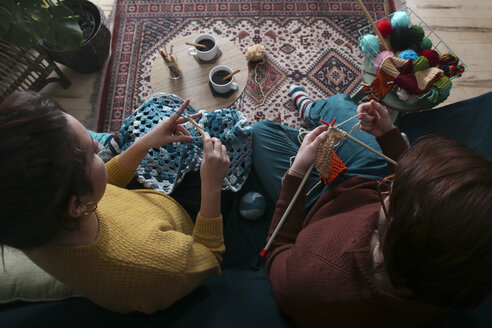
[{"xmin": 290, "ymin": 86, "xmax": 390, "ymax": 180}]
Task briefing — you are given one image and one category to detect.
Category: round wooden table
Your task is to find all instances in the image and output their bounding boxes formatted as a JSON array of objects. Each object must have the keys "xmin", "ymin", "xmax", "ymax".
[{"xmin": 151, "ymin": 35, "xmax": 248, "ymax": 111}]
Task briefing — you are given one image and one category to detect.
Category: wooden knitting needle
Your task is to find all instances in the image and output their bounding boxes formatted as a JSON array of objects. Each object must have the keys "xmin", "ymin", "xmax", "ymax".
[
  {"xmin": 383, "ymin": 0, "xmax": 390, "ymax": 21},
  {"xmin": 223, "ymin": 69, "xmax": 240, "ymax": 81},
  {"xmin": 260, "ymin": 121, "xmax": 336, "ymax": 258},
  {"xmin": 185, "ymin": 42, "xmax": 207, "ymax": 49},
  {"xmin": 260, "ymin": 163, "xmax": 314, "ymax": 258},
  {"xmin": 338, "ymin": 127, "xmax": 397, "ymax": 165},
  {"xmin": 355, "ymin": 0, "xmax": 390, "ymax": 51}
]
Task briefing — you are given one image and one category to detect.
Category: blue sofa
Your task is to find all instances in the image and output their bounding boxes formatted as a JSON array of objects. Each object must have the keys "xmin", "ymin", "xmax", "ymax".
[{"xmin": 1, "ymin": 92, "xmax": 491, "ymax": 328}]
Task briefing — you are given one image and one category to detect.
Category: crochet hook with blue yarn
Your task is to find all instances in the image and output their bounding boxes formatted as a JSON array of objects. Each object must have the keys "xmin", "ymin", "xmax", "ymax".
[{"xmin": 174, "ymin": 109, "xmax": 205, "ymax": 137}]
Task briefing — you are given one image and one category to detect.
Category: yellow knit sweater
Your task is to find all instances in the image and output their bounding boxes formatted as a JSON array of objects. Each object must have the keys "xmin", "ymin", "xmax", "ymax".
[{"xmin": 25, "ymin": 156, "xmax": 225, "ymax": 313}]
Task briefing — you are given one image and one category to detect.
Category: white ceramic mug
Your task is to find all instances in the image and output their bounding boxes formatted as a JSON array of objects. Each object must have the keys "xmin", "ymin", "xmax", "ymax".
[
  {"xmin": 187, "ymin": 34, "xmax": 217, "ymax": 62},
  {"xmin": 209, "ymin": 65, "xmax": 238, "ymax": 94}
]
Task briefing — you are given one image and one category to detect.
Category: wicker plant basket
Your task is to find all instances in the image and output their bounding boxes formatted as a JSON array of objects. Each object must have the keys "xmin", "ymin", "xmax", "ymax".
[{"xmin": 41, "ymin": 0, "xmax": 111, "ymax": 74}]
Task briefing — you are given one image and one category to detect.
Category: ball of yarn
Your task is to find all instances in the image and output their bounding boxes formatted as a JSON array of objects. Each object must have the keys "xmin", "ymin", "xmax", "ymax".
[
  {"xmin": 373, "ymin": 50, "xmax": 394, "ymax": 70},
  {"xmin": 360, "ymin": 34, "xmax": 380, "ymax": 56},
  {"xmin": 389, "ymin": 26, "xmax": 415, "ymax": 51},
  {"xmin": 246, "ymin": 44, "xmax": 265, "ymax": 62},
  {"xmin": 391, "ymin": 11, "xmax": 411, "ymax": 28},
  {"xmin": 376, "ymin": 19, "xmax": 392, "ymax": 37},
  {"xmin": 412, "ymin": 56, "xmax": 430, "ymax": 72},
  {"xmin": 439, "ymin": 52, "xmax": 458, "ymax": 66},
  {"xmin": 398, "ymin": 49, "xmax": 419, "ymax": 60},
  {"xmin": 419, "ymin": 38, "xmax": 432, "ymax": 51},
  {"xmin": 239, "ymin": 192, "xmax": 267, "ymax": 220},
  {"xmin": 410, "ymin": 25, "xmax": 425, "ymax": 42},
  {"xmin": 420, "ymin": 49, "xmax": 439, "ymax": 67}
]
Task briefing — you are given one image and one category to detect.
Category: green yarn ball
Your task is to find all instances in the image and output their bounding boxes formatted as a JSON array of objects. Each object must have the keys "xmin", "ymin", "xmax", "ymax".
[
  {"xmin": 420, "ymin": 38, "xmax": 432, "ymax": 51},
  {"xmin": 410, "ymin": 25, "xmax": 425, "ymax": 42}
]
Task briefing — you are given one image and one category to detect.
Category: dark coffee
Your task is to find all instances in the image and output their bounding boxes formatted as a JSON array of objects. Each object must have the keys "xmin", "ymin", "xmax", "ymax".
[
  {"xmin": 212, "ymin": 70, "xmax": 231, "ymax": 85},
  {"xmin": 198, "ymin": 39, "xmax": 215, "ymax": 51}
]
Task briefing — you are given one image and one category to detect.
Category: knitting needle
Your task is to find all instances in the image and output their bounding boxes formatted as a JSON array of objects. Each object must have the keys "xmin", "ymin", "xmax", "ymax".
[
  {"xmin": 260, "ymin": 120, "xmax": 336, "ymax": 258},
  {"xmin": 383, "ymin": 0, "xmax": 389, "ymax": 21},
  {"xmin": 260, "ymin": 163, "xmax": 314, "ymax": 258},
  {"xmin": 338, "ymin": 128, "xmax": 397, "ymax": 166},
  {"xmin": 355, "ymin": 0, "xmax": 390, "ymax": 51},
  {"xmin": 223, "ymin": 69, "xmax": 240, "ymax": 81},
  {"xmin": 185, "ymin": 41, "xmax": 207, "ymax": 49}
]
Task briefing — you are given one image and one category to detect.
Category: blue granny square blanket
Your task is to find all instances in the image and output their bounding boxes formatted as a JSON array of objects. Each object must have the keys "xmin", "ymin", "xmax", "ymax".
[{"xmin": 100, "ymin": 93, "xmax": 253, "ymax": 194}]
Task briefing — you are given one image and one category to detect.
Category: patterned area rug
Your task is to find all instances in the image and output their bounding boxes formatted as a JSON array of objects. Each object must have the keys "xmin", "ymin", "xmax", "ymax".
[{"xmin": 98, "ymin": 0, "xmax": 394, "ymax": 133}]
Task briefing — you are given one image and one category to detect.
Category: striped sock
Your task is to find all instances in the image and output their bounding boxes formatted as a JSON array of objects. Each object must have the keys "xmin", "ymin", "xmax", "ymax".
[{"xmin": 289, "ymin": 85, "xmax": 313, "ymax": 121}]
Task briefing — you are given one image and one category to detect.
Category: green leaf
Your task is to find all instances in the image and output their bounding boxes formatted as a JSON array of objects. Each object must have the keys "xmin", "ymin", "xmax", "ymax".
[
  {"xmin": 0, "ymin": 0, "xmax": 20, "ymax": 13},
  {"xmin": 46, "ymin": 16, "xmax": 82, "ymax": 49},
  {"xmin": 49, "ymin": 3, "xmax": 75, "ymax": 18},
  {"xmin": 0, "ymin": 8, "xmax": 13, "ymax": 36}
]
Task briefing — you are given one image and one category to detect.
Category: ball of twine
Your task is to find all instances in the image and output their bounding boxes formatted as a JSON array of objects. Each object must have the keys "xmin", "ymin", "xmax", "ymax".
[{"xmin": 246, "ymin": 44, "xmax": 266, "ymax": 62}]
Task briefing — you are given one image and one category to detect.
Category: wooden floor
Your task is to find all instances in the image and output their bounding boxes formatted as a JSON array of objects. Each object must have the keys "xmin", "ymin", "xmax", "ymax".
[{"xmin": 41, "ymin": 0, "xmax": 492, "ymax": 128}]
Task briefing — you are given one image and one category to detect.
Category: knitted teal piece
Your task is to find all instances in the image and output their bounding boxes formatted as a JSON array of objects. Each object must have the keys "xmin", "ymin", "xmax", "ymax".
[{"xmin": 103, "ymin": 93, "xmax": 252, "ymax": 194}]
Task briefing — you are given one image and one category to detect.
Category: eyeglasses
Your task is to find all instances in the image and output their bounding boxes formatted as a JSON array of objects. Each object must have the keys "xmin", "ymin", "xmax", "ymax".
[{"xmin": 376, "ymin": 174, "xmax": 394, "ymax": 220}]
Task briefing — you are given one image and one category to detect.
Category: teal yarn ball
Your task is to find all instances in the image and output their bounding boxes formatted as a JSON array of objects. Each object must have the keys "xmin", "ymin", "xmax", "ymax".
[
  {"xmin": 360, "ymin": 34, "xmax": 380, "ymax": 56},
  {"xmin": 239, "ymin": 192, "xmax": 267, "ymax": 220},
  {"xmin": 391, "ymin": 11, "xmax": 411, "ymax": 28},
  {"xmin": 420, "ymin": 38, "xmax": 432, "ymax": 51}
]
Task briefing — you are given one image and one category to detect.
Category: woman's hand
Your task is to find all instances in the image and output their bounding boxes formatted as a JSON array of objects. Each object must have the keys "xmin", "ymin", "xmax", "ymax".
[
  {"xmin": 118, "ymin": 99, "xmax": 201, "ymax": 172},
  {"xmin": 291, "ymin": 125, "xmax": 329, "ymax": 174},
  {"xmin": 357, "ymin": 100, "xmax": 395, "ymax": 137},
  {"xmin": 200, "ymin": 133, "xmax": 230, "ymax": 192},
  {"xmin": 137, "ymin": 99, "xmax": 202, "ymax": 149},
  {"xmin": 199, "ymin": 133, "xmax": 230, "ymax": 218}
]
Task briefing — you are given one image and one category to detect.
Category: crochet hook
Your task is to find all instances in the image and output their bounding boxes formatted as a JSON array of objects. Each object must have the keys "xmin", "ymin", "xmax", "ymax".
[
  {"xmin": 185, "ymin": 115, "xmax": 205, "ymax": 137},
  {"xmin": 174, "ymin": 109, "xmax": 205, "ymax": 137}
]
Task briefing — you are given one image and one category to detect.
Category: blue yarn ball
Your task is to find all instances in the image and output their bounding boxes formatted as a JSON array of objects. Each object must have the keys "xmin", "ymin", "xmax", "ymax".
[
  {"xmin": 397, "ymin": 49, "xmax": 419, "ymax": 60},
  {"xmin": 360, "ymin": 34, "xmax": 380, "ymax": 56},
  {"xmin": 239, "ymin": 192, "xmax": 267, "ymax": 220},
  {"xmin": 391, "ymin": 11, "xmax": 411, "ymax": 28}
]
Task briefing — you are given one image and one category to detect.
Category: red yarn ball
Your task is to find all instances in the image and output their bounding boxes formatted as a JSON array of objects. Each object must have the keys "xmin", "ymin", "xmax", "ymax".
[
  {"xmin": 376, "ymin": 19, "xmax": 392, "ymax": 37},
  {"xmin": 420, "ymin": 49, "xmax": 439, "ymax": 67}
]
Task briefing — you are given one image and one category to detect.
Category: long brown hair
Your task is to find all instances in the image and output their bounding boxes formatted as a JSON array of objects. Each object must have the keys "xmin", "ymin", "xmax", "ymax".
[
  {"xmin": 0, "ymin": 92, "xmax": 93, "ymax": 249},
  {"xmin": 383, "ymin": 136, "xmax": 492, "ymax": 307}
]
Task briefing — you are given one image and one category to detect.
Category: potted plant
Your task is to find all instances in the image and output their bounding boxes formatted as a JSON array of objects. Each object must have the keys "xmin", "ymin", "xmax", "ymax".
[
  {"xmin": 0, "ymin": 0, "xmax": 83, "ymax": 50},
  {"xmin": 0, "ymin": 0, "xmax": 111, "ymax": 74}
]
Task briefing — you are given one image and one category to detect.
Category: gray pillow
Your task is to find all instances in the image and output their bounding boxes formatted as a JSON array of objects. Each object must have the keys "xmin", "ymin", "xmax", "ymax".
[{"xmin": 0, "ymin": 246, "xmax": 82, "ymax": 303}]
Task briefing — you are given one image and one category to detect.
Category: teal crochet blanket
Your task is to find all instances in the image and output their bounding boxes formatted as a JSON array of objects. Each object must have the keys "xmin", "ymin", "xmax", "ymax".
[{"xmin": 100, "ymin": 93, "xmax": 252, "ymax": 194}]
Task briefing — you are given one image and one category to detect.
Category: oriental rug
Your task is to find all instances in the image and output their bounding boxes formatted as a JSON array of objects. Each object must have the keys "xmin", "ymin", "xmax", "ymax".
[{"xmin": 98, "ymin": 0, "xmax": 394, "ymax": 133}]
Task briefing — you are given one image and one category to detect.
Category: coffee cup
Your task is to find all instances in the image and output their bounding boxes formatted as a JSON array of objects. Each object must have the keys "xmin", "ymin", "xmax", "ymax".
[
  {"xmin": 209, "ymin": 65, "xmax": 238, "ymax": 94},
  {"xmin": 187, "ymin": 34, "xmax": 217, "ymax": 62}
]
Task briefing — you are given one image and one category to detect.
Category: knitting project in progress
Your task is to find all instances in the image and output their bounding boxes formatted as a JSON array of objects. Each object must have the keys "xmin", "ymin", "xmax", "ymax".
[{"xmin": 101, "ymin": 93, "xmax": 252, "ymax": 194}]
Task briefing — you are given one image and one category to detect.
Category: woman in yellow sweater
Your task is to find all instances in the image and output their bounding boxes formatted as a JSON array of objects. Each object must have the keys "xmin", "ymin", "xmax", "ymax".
[{"xmin": 0, "ymin": 91, "xmax": 230, "ymax": 313}]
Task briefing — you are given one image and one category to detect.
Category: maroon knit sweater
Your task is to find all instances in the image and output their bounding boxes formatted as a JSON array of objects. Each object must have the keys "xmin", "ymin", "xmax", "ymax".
[{"xmin": 266, "ymin": 128, "xmax": 447, "ymax": 327}]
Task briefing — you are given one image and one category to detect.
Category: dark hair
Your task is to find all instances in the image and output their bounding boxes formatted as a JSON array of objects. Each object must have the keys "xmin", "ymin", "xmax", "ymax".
[
  {"xmin": 0, "ymin": 91, "xmax": 93, "ymax": 249},
  {"xmin": 383, "ymin": 136, "xmax": 492, "ymax": 307}
]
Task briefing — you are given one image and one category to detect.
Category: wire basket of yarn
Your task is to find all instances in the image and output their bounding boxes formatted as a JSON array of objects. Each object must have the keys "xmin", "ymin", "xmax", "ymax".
[{"xmin": 357, "ymin": 7, "xmax": 467, "ymax": 113}]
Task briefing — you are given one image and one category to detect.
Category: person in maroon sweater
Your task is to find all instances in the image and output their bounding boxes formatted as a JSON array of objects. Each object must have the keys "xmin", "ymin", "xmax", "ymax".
[{"xmin": 251, "ymin": 92, "xmax": 492, "ymax": 327}]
